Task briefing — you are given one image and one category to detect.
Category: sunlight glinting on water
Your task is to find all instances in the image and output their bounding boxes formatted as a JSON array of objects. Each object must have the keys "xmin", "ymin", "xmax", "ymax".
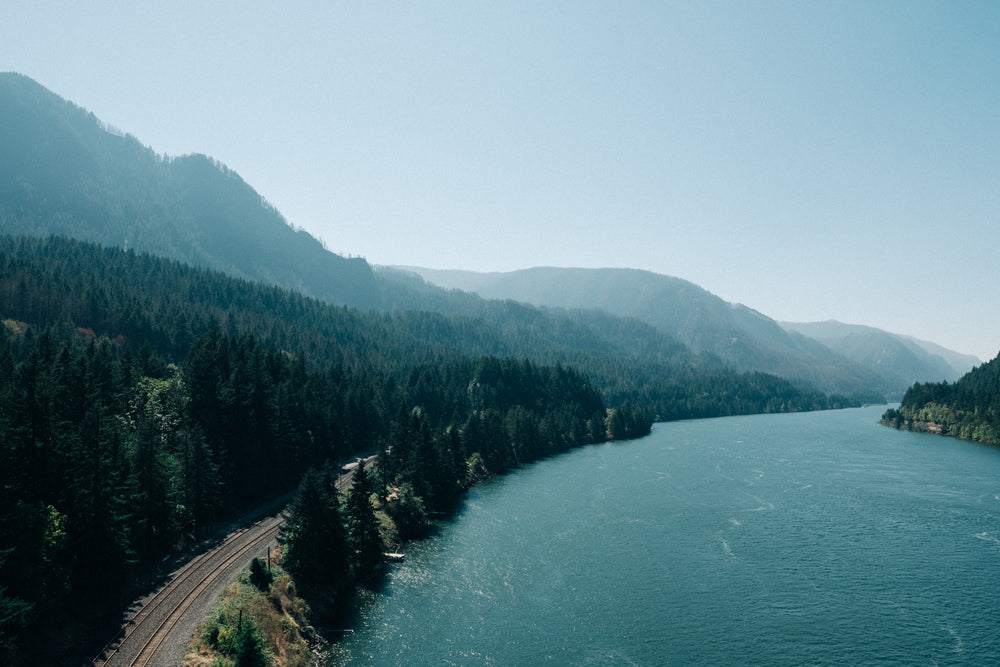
[{"xmin": 330, "ymin": 407, "xmax": 1000, "ymax": 665}]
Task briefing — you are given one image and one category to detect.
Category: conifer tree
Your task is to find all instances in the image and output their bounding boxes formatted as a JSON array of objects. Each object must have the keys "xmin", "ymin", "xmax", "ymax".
[
  {"xmin": 279, "ymin": 467, "xmax": 348, "ymax": 594},
  {"xmin": 345, "ymin": 459, "xmax": 383, "ymax": 575}
]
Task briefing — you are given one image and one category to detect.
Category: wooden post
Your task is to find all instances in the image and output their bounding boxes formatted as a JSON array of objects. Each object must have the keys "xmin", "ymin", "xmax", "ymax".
[
  {"xmin": 238, "ymin": 608, "xmax": 242, "ymax": 631},
  {"xmin": 267, "ymin": 546, "xmax": 271, "ymax": 571}
]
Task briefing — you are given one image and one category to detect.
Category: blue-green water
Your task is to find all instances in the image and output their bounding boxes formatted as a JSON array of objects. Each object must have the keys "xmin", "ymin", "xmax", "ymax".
[{"xmin": 329, "ymin": 407, "xmax": 1000, "ymax": 665}]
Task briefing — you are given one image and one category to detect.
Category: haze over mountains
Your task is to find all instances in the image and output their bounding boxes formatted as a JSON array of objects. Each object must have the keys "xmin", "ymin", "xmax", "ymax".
[
  {"xmin": 402, "ymin": 266, "xmax": 977, "ymax": 399},
  {"xmin": 0, "ymin": 72, "xmax": 978, "ymax": 403},
  {"xmin": 0, "ymin": 72, "xmax": 377, "ymax": 308},
  {"xmin": 781, "ymin": 321, "xmax": 978, "ymax": 382}
]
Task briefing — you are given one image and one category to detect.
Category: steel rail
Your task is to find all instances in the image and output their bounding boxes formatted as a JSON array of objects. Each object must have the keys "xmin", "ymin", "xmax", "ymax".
[
  {"xmin": 125, "ymin": 521, "xmax": 283, "ymax": 666},
  {"xmin": 93, "ymin": 519, "xmax": 280, "ymax": 666},
  {"xmin": 92, "ymin": 454, "xmax": 374, "ymax": 666}
]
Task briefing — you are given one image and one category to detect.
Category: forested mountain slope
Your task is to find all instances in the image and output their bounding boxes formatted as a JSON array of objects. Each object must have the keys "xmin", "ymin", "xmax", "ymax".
[
  {"xmin": 0, "ymin": 235, "xmax": 655, "ymax": 664},
  {"xmin": 0, "ymin": 236, "xmax": 856, "ymax": 424},
  {"xmin": 402, "ymin": 266, "xmax": 897, "ymax": 398},
  {"xmin": 0, "ymin": 72, "xmax": 377, "ymax": 307},
  {"xmin": 882, "ymin": 353, "xmax": 1000, "ymax": 446}
]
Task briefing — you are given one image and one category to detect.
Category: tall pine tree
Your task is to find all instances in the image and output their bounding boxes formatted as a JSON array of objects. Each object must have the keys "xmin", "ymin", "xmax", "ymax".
[
  {"xmin": 279, "ymin": 467, "xmax": 349, "ymax": 594},
  {"xmin": 345, "ymin": 459, "xmax": 383, "ymax": 576}
]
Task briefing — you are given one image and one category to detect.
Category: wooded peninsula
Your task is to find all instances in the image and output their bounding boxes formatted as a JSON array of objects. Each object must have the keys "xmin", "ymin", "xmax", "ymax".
[{"xmin": 881, "ymin": 353, "xmax": 1000, "ymax": 446}]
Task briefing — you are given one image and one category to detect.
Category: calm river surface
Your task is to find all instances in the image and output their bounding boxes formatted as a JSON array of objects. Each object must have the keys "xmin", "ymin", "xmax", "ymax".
[{"xmin": 329, "ymin": 406, "xmax": 1000, "ymax": 665}]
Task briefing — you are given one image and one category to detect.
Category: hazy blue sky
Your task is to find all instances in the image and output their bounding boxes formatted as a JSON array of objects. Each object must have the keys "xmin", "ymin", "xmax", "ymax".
[{"xmin": 3, "ymin": 2, "xmax": 998, "ymax": 360}]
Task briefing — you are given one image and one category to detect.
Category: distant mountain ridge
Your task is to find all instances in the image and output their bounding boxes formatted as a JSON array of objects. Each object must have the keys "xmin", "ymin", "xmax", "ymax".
[
  {"xmin": 781, "ymin": 320, "xmax": 979, "ymax": 383},
  {"xmin": 401, "ymin": 266, "xmax": 975, "ymax": 399},
  {"xmin": 0, "ymin": 71, "xmax": 377, "ymax": 307}
]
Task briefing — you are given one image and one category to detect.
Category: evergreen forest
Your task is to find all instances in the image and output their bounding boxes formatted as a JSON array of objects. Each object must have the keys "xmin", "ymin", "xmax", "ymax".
[
  {"xmin": 0, "ymin": 234, "xmax": 762, "ymax": 662},
  {"xmin": 881, "ymin": 352, "xmax": 1000, "ymax": 446},
  {"xmin": 0, "ymin": 235, "xmax": 860, "ymax": 662}
]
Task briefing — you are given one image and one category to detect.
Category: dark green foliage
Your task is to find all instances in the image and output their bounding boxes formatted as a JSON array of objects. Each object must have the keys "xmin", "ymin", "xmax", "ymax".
[
  {"xmin": 248, "ymin": 558, "xmax": 272, "ymax": 592},
  {"xmin": 345, "ymin": 460, "xmax": 384, "ymax": 576},
  {"xmin": 279, "ymin": 468, "xmax": 349, "ymax": 594},
  {"xmin": 384, "ymin": 483, "xmax": 429, "ymax": 540},
  {"xmin": 606, "ymin": 402, "xmax": 653, "ymax": 440},
  {"xmin": 202, "ymin": 612, "xmax": 269, "ymax": 667},
  {"xmin": 0, "ymin": 327, "xmax": 375, "ymax": 661},
  {"xmin": 883, "ymin": 353, "xmax": 1000, "ymax": 445},
  {"xmin": 0, "ymin": 549, "xmax": 33, "ymax": 650},
  {"xmin": 231, "ymin": 619, "xmax": 270, "ymax": 667}
]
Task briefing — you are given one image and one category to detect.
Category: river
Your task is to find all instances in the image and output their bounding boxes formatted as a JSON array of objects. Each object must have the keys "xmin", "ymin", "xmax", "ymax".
[{"xmin": 328, "ymin": 406, "xmax": 1000, "ymax": 665}]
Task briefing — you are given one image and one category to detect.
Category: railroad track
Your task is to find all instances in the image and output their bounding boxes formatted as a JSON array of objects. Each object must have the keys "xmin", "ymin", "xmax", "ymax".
[
  {"xmin": 93, "ymin": 516, "xmax": 284, "ymax": 667},
  {"xmin": 92, "ymin": 456, "xmax": 374, "ymax": 666}
]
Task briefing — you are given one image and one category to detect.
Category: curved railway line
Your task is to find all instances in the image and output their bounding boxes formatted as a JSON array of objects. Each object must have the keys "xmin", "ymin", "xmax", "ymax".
[
  {"xmin": 92, "ymin": 457, "xmax": 372, "ymax": 666},
  {"xmin": 93, "ymin": 516, "xmax": 283, "ymax": 667}
]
